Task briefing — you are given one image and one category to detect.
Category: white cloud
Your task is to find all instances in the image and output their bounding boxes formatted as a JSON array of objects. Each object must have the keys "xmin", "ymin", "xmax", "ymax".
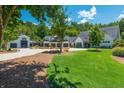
[
  {"xmin": 78, "ymin": 18, "xmax": 88, "ymax": 24},
  {"xmin": 67, "ymin": 18, "xmax": 71, "ymax": 22},
  {"xmin": 117, "ymin": 13, "xmax": 124, "ymax": 20},
  {"xmin": 33, "ymin": 22, "xmax": 38, "ymax": 25},
  {"xmin": 78, "ymin": 6, "xmax": 96, "ymax": 24},
  {"xmin": 65, "ymin": 17, "xmax": 71, "ymax": 22}
]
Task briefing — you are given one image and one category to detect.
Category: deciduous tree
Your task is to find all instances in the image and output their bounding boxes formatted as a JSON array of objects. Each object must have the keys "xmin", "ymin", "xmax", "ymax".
[
  {"xmin": 89, "ymin": 26, "xmax": 104, "ymax": 49},
  {"xmin": 51, "ymin": 7, "xmax": 76, "ymax": 53}
]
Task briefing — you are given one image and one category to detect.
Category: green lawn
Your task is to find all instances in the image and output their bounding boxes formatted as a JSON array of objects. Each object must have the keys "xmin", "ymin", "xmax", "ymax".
[{"xmin": 47, "ymin": 49, "xmax": 124, "ymax": 88}]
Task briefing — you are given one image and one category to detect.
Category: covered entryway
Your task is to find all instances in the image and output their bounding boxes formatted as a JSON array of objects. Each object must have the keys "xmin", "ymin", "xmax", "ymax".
[
  {"xmin": 8, "ymin": 35, "xmax": 30, "ymax": 48},
  {"xmin": 75, "ymin": 42, "xmax": 82, "ymax": 48},
  {"xmin": 21, "ymin": 40, "xmax": 28, "ymax": 48}
]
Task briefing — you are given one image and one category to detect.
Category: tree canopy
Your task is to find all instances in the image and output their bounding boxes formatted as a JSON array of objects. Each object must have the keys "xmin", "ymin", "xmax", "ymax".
[
  {"xmin": 0, "ymin": 5, "xmax": 62, "ymax": 48},
  {"xmin": 119, "ymin": 18, "xmax": 124, "ymax": 39}
]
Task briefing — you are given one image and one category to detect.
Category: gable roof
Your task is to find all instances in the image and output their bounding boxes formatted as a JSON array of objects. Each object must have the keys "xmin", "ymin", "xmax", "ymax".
[
  {"xmin": 100, "ymin": 26, "xmax": 120, "ymax": 40},
  {"xmin": 79, "ymin": 31, "xmax": 89, "ymax": 42},
  {"xmin": 43, "ymin": 26, "xmax": 120, "ymax": 43}
]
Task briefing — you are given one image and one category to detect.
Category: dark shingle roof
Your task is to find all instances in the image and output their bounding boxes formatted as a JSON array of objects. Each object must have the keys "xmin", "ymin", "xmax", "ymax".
[
  {"xmin": 44, "ymin": 26, "xmax": 119, "ymax": 43},
  {"xmin": 79, "ymin": 31, "xmax": 89, "ymax": 42},
  {"xmin": 101, "ymin": 26, "xmax": 120, "ymax": 40},
  {"xmin": 68, "ymin": 37, "xmax": 77, "ymax": 43}
]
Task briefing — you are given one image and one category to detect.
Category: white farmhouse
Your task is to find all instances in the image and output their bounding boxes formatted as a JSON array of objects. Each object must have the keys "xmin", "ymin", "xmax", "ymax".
[
  {"xmin": 8, "ymin": 35, "xmax": 30, "ymax": 48},
  {"xmin": 8, "ymin": 26, "xmax": 120, "ymax": 48}
]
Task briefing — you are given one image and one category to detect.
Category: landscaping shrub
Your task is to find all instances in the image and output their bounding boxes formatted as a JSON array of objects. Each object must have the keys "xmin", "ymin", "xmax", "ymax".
[
  {"xmin": 31, "ymin": 45, "xmax": 41, "ymax": 49},
  {"xmin": 113, "ymin": 39, "xmax": 124, "ymax": 47},
  {"xmin": 112, "ymin": 47, "xmax": 124, "ymax": 57},
  {"xmin": 7, "ymin": 48, "xmax": 12, "ymax": 51},
  {"xmin": 63, "ymin": 48, "xmax": 69, "ymax": 52}
]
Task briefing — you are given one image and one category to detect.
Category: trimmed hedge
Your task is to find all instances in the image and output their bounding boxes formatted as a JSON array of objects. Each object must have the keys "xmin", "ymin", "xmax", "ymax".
[{"xmin": 112, "ymin": 47, "xmax": 124, "ymax": 57}]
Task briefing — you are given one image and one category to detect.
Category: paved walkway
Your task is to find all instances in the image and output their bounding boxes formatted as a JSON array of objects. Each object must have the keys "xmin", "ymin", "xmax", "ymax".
[{"xmin": 0, "ymin": 48, "xmax": 87, "ymax": 61}]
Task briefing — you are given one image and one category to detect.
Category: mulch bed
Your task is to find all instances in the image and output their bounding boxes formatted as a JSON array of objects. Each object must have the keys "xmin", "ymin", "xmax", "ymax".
[
  {"xmin": 112, "ymin": 56, "xmax": 124, "ymax": 64},
  {"xmin": 0, "ymin": 50, "xmax": 18, "ymax": 54},
  {"xmin": 0, "ymin": 53, "xmax": 53, "ymax": 88}
]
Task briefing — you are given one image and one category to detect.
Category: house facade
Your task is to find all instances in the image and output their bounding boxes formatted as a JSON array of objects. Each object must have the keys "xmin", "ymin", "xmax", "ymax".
[
  {"xmin": 100, "ymin": 26, "xmax": 120, "ymax": 48},
  {"xmin": 8, "ymin": 26, "xmax": 120, "ymax": 48},
  {"xmin": 42, "ymin": 36, "xmax": 70, "ymax": 48},
  {"xmin": 43, "ymin": 26, "xmax": 120, "ymax": 48},
  {"xmin": 42, "ymin": 32, "xmax": 89, "ymax": 48}
]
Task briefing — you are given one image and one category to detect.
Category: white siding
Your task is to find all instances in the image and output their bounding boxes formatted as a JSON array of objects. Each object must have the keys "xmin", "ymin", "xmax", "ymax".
[
  {"xmin": 100, "ymin": 34, "xmax": 113, "ymax": 47},
  {"xmin": 75, "ymin": 37, "xmax": 84, "ymax": 48}
]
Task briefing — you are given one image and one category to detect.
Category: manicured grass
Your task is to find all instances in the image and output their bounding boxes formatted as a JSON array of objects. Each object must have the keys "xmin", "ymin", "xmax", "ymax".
[{"xmin": 47, "ymin": 49, "xmax": 124, "ymax": 88}]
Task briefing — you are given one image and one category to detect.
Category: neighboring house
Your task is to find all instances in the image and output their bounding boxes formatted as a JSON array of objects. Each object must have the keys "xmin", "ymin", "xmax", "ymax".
[{"xmin": 8, "ymin": 35, "xmax": 30, "ymax": 48}]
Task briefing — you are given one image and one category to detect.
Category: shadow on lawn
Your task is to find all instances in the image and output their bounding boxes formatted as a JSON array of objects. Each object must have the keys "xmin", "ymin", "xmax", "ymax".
[
  {"xmin": 47, "ymin": 64, "xmax": 82, "ymax": 88},
  {"xmin": 87, "ymin": 49, "xmax": 102, "ymax": 52},
  {"xmin": 0, "ymin": 61, "xmax": 48, "ymax": 88},
  {"xmin": 42, "ymin": 50, "xmax": 60, "ymax": 54}
]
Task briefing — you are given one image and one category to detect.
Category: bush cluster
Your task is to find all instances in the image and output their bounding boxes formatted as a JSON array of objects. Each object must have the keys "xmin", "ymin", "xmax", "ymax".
[
  {"xmin": 31, "ymin": 45, "xmax": 41, "ymax": 49},
  {"xmin": 113, "ymin": 39, "xmax": 124, "ymax": 47},
  {"xmin": 112, "ymin": 47, "xmax": 124, "ymax": 57}
]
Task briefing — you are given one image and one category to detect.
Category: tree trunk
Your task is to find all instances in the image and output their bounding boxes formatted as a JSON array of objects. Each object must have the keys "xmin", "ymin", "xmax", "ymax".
[
  {"xmin": 0, "ymin": 5, "xmax": 3, "ymax": 49},
  {"xmin": 60, "ymin": 40, "xmax": 63, "ymax": 53},
  {"xmin": 0, "ymin": 5, "xmax": 17, "ymax": 49}
]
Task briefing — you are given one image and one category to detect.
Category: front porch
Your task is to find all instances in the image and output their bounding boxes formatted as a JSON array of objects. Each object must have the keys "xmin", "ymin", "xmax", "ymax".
[{"xmin": 43, "ymin": 41, "xmax": 70, "ymax": 48}]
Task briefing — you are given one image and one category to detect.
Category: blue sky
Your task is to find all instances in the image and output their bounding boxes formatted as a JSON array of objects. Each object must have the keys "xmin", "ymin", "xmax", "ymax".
[{"xmin": 20, "ymin": 5, "xmax": 124, "ymax": 24}]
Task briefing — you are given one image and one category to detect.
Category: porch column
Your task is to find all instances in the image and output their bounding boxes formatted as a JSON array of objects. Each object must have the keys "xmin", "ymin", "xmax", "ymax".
[
  {"xmin": 55, "ymin": 42, "xmax": 57, "ymax": 48},
  {"xmin": 74, "ymin": 43, "xmax": 76, "ymax": 48},
  {"xmin": 68, "ymin": 42, "xmax": 70, "ymax": 48},
  {"xmin": 43, "ymin": 42, "xmax": 45, "ymax": 48}
]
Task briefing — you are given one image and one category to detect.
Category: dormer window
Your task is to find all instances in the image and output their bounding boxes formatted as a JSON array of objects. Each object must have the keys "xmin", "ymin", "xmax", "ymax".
[{"xmin": 22, "ymin": 37, "xmax": 27, "ymax": 41}]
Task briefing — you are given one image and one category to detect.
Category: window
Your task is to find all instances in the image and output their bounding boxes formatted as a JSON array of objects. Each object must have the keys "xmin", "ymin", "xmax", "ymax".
[
  {"xmin": 63, "ymin": 43, "xmax": 68, "ymax": 47},
  {"xmin": 103, "ymin": 41, "xmax": 110, "ymax": 43},
  {"xmin": 10, "ymin": 43, "xmax": 17, "ymax": 48}
]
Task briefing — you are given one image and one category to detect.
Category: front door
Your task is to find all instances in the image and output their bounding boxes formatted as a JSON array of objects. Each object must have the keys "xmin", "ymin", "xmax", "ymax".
[{"xmin": 21, "ymin": 40, "xmax": 28, "ymax": 48}]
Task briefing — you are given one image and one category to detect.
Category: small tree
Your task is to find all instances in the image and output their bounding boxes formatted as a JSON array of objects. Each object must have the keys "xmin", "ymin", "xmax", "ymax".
[
  {"xmin": 89, "ymin": 26, "xmax": 104, "ymax": 49},
  {"xmin": 50, "ymin": 7, "xmax": 69, "ymax": 53}
]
